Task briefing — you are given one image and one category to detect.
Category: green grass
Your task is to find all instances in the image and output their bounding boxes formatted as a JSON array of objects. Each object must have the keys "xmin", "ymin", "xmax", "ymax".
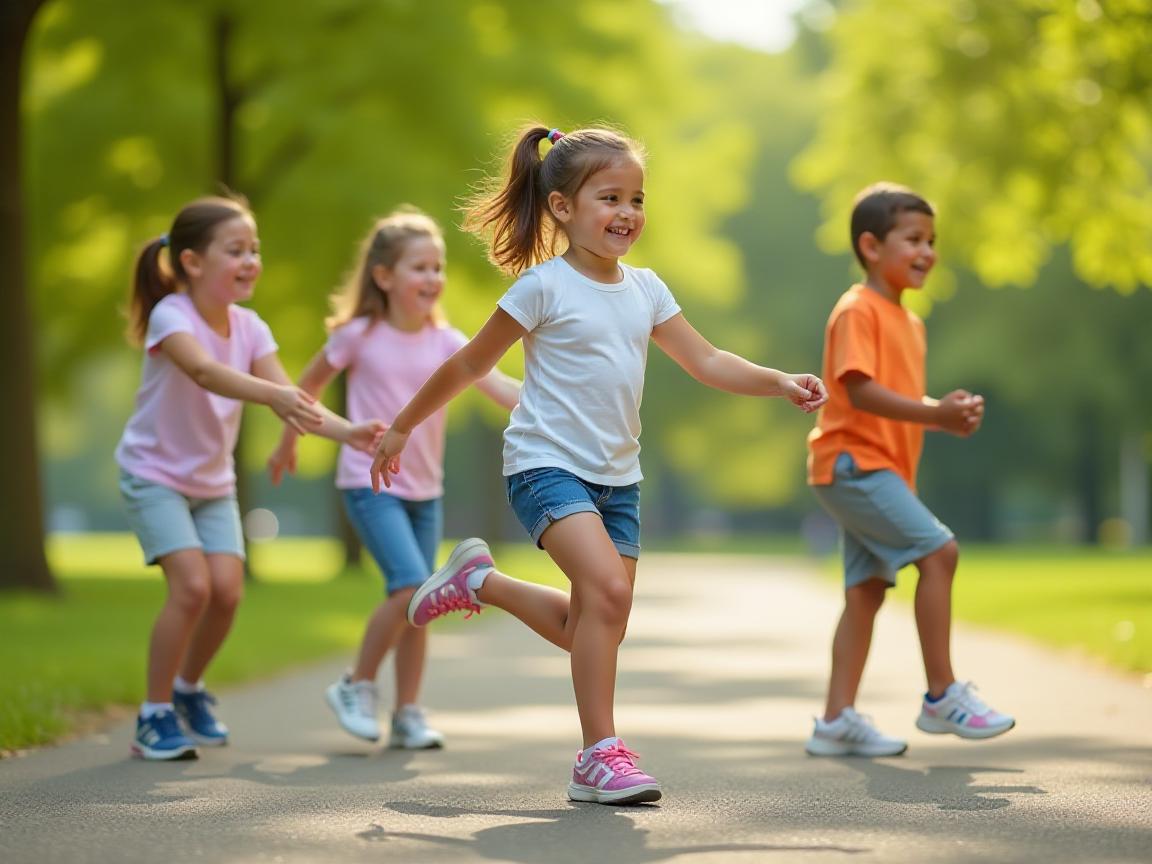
[
  {"xmin": 1, "ymin": 535, "xmax": 565, "ymax": 752},
  {"xmin": 880, "ymin": 546, "xmax": 1151, "ymax": 675},
  {"xmin": 3, "ymin": 535, "xmax": 1148, "ymax": 751}
]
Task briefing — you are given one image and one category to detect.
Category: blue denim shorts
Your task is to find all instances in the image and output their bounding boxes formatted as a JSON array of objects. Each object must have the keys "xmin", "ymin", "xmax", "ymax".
[
  {"xmin": 342, "ymin": 488, "xmax": 442, "ymax": 594},
  {"xmin": 505, "ymin": 467, "xmax": 641, "ymax": 558},
  {"xmin": 118, "ymin": 470, "xmax": 245, "ymax": 565},
  {"xmin": 811, "ymin": 453, "xmax": 953, "ymax": 589}
]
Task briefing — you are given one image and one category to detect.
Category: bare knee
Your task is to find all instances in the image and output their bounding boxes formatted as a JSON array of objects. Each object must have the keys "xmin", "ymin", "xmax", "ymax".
[
  {"xmin": 171, "ymin": 577, "xmax": 212, "ymax": 618},
  {"xmin": 209, "ymin": 581, "xmax": 244, "ymax": 616},
  {"xmin": 845, "ymin": 578, "xmax": 887, "ymax": 617},
  {"xmin": 920, "ymin": 539, "xmax": 959, "ymax": 580},
  {"xmin": 584, "ymin": 574, "xmax": 633, "ymax": 630}
]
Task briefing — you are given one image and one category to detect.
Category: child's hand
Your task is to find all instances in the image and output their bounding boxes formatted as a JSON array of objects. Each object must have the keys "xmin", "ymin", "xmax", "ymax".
[
  {"xmin": 781, "ymin": 373, "xmax": 829, "ymax": 413},
  {"xmin": 270, "ymin": 385, "xmax": 324, "ymax": 434},
  {"xmin": 370, "ymin": 427, "xmax": 409, "ymax": 493},
  {"xmin": 347, "ymin": 419, "xmax": 388, "ymax": 454},
  {"xmin": 267, "ymin": 438, "xmax": 297, "ymax": 487},
  {"xmin": 937, "ymin": 389, "xmax": 983, "ymax": 436}
]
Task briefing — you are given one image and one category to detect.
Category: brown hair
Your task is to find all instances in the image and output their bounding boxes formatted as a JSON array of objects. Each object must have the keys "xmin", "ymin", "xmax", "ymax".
[
  {"xmin": 461, "ymin": 123, "xmax": 645, "ymax": 275},
  {"xmin": 850, "ymin": 182, "xmax": 934, "ymax": 267},
  {"xmin": 126, "ymin": 195, "xmax": 253, "ymax": 344},
  {"xmin": 326, "ymin": 207, "xmax": 446, "ymax": 330}
]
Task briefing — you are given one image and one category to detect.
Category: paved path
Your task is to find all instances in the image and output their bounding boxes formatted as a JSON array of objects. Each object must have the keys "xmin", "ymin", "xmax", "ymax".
[{"xmin": 2, "ymin": 554, "xmax": 1150, "ymax": 863}]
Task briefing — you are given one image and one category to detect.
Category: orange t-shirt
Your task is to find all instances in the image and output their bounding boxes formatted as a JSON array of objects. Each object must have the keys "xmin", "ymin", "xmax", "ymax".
[{"xmin": 807, "ymin": 284, "xmax": 927, "ymax": 490}]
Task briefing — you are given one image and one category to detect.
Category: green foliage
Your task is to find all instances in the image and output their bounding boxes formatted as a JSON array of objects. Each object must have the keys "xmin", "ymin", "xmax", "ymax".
[{"xmin": 793, "ymin": 0, "xmax": 1152, "ymax": 294}]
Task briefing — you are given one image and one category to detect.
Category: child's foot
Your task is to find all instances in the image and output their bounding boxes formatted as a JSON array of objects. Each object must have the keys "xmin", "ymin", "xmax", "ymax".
[
  {"xmin": 805, "ymin": 707, "xmax": 907, "ymax": 757},
  {"xmin": 916, "ymin": 680, "xmax": 1015, "ymax": 739},
  {"xmin": 325, "ymin": 674, "xmax": 381, "ymax": 742},
  {"xmin": 172, "ymin": 689, "xmax": 229, "ymax": 746},
  {"xmin": 568, "ymin": 738, "xmax": 662, "ymax": 805},
  {"xmin": 407, "ymin": 538, "xmax": 493, "ymax": 627},
  {"xmin": 389, "ymin": 705, "xmax": 444, "ymax": 750},
  {"xmin": 132, "ymin": 710, "xmax": 199, "ymax": 761}
]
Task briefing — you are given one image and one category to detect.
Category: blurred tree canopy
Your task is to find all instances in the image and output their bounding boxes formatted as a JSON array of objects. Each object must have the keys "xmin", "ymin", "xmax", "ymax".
[{"xmin": 793, "ymin": 0, "xmax": 1152, "ymax": 295}]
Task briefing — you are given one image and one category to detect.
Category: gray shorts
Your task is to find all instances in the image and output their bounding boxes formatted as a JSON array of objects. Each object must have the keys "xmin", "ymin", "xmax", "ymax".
[
  {"xmin": 119, "ymin": 470, "xmax": 245, "ymax": 565},
  {"xmin": 811, "ymin": 453, "xmax": 953, "ymax": 589}
]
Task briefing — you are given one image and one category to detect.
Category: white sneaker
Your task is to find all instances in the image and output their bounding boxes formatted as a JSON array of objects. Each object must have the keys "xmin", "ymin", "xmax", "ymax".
[
  {"xmin": 389, "ymin": 705, "xmax": 444, "ymax": 750},
  {"xmin": 325, "ymin": 674, "xmax": 380, "ymax": 742},
  {"xmin": 916, "ymin": 680, "xmax": 1015, "ymax": 739},
  {"xmin": 806, "ymin": 707, "xmax": 908, "ymax": 757}
]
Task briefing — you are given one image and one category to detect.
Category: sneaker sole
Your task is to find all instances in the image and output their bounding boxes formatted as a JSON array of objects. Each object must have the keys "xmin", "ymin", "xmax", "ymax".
[
  {"xmin": 131, "ymin": 742, "xmax": 199, "ymax": 761},
  {"xmin": 185, "ymin": 731, "xmax": 229, "ymax": 747},
  {"xmin": 407, "ymin": 537, "xmax": 492, "ymax": 626},
  {"xmin": 324, "ymin": 687, "xmax": 381, "ymax": 742},
  {"xmin": 916, "ymin": 715, "xmax": 1016, "ymax": 739},
  {"xmin": 568, "ymin": 782, "xmax": 662, "ymax": 805},
  {"xmin": 805, "ymin": 737, "xmax": 907, "ymax": 757},
  {"xmin": 388, "ymin": 735, "xmax": 445, "ymax": 750}
]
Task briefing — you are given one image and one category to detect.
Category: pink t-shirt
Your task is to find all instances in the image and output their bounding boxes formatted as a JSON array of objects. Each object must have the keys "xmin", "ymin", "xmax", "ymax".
[
  {"xmin": 115, "ymin": 293, "xmax": 278, "ymax": 498},
  {"xmin": 325, "ymin": 317, "xmax": 467, "ymax": 499}
]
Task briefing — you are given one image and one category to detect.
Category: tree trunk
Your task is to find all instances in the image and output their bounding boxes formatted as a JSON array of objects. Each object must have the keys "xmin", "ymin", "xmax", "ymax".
[
  {"xmin": 0, "ymin": 0, "xmax": 55, "ymax": 593},
  {"xmin": 1119, "ymin": 430, "xmax": 1149, "ymax": 547}
]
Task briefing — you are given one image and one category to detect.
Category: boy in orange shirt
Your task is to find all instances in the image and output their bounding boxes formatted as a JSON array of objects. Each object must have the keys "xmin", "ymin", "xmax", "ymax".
[{"xmin": 805, "ymin": 183, "xmax": 1015, "ymax": 756}]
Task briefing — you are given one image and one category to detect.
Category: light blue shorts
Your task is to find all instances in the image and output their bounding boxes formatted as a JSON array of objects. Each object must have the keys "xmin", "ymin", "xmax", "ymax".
[
  {"xmin": 506, "ymin": 467, "xmax": 641, "ymax": 559},
  {"xmin": 118, "ymin": 470, "xmax": 245, "ymax": 565},
  {"xmin": 342, "ymin": 488, "xmax": 441, "ymax": 595},
  {"xmin": 811, "ymin": 453, "xmax": 953, "ymax": 589}
]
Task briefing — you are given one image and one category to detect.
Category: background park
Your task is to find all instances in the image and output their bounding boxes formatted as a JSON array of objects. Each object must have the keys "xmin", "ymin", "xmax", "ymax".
[{"xmin": 0, "ymin": 4, "xmax": 1149, "ymax": 855}]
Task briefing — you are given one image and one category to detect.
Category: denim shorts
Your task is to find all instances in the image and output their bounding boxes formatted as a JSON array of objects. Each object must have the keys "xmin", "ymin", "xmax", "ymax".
[
  {"xmin": 342, "ymin": 488, "xmax": 442, "ymax": 594},
  {"xmin": 118, "ymin": 470, "xmax": 245, "ymax": 565},
  {"xmin": 811, "ymin": 453, "xmax": 953, "ymax": 589},
  {"xmin": 505, "ymin": 467, "xmax": 641, "ymax": 558}
]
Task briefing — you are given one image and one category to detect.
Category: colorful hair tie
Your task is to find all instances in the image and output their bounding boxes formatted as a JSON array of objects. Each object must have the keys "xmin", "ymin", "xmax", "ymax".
[
  {"xmin": 159, "ymin": 234, "xmax": 170, "ymax": 248},
  {"xmin": 547, "ymin": 128, "xmax": 565, "ymax": 144}
]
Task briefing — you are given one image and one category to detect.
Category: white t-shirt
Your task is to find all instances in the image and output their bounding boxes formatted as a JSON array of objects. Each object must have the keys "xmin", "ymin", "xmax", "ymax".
[
  {"xmin": 496, "ymin": 256, "xmax": 680, "ymax": 485},
  {"xmin": 324, "ymin": 317, "xmax": 467, "ymax": 498},
  {"xmin": 115, "ymin": 293, "xmax": 278, "ymax": 498}
]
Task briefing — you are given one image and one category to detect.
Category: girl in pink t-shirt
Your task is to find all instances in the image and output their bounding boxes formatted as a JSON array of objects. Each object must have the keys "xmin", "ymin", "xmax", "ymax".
[
  {"xmin": 116, "ymin": 195, "xmax": 382, "ymax": 761},
  {"xmin": 268, "ymin": 208, "xmax": 519, "ymax": 748}
]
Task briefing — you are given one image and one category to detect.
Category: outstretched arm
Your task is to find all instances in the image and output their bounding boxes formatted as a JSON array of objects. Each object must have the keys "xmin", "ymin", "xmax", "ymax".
[
  {"xmin": 651, "ymin": 313, "xmax": 827, "ymax": 412},
  {"xmin": 371, "ymin": 308, "xmax": 526, "ymax": 491},
  {"xmin": 473, "ymin": 367, "xmax": 521, "ymax": 411},
  {"xmin": 843, "ymin": 372, "xmax": 983, "ymax": 435},
  {"xmin": 160, "ymin": 332, "xmax": 323, "ymax": 433}
]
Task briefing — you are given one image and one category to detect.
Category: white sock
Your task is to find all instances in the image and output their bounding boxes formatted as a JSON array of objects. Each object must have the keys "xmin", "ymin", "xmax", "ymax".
[
  {"xmin": 140, "ymin": 701, "xmax": 174, "ymax": 719},
  {"xmin": 466, "ymin": 565, "xmax": 492, "ymax": 600},
  {"xmin": 173, "ymin": 676, "xmax": 203, "ymax": 694}
]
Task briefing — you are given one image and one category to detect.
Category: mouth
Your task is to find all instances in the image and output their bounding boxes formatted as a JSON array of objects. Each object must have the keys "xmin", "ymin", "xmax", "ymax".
[{"xmin": 607, "ymin": 226, "xmax": 632, "ymax": 238}]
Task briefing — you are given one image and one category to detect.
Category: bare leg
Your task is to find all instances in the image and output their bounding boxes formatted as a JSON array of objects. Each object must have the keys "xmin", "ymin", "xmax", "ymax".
[
  {"xmin": 823, "ymin": 577, "xmax": 887, "ymax": 721},
  {"xmin": 476, "ymin": 570, "xmax": 573, "ymax": 650},
  {"xmin": 350, "ymin": 587, "xmax": 415, "ymax": 683},
  {"xmin": 392, "ymin": 619, "xmax": 427, "ymax": 707},
  {"xmin": 914, "ymin": 540, "xmax": 958, "ymax": 698},
  {"xmin": 179, "ymin": 553, "xmax": 244, "ymax": 685},
  {"xmin": 146, "ymin": 549, "xmax": 212, "ymax": 703}
]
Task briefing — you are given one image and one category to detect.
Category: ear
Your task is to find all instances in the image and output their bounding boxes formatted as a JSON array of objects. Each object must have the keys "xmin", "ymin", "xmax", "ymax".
[
  {"xmin": 371, "ymin": 263, "xmax": 392, "ymax": 291},
  {"xmin": 857, "ymin": 231, "xmax": 882, "ymax": 264},
  {"xmin": 179, "ymin": 248, "xmax": 201, "ymax": 278},
  {"xmin": 547, "ymin": 190, "xmax": 572, "ymax": 224}
]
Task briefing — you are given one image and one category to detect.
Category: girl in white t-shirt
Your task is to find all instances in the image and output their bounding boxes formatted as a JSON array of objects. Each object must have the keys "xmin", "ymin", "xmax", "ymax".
[
  {"xmin": 369, "ymin": 126, "xmax": 828, "ymax": 804},
  {"xmin": 268, "ymin": 208, "xmax": 519, "ymax": 750},
  {"xmin": 116, "ymin": 195, "xmax": 381, "ymax": 761}
]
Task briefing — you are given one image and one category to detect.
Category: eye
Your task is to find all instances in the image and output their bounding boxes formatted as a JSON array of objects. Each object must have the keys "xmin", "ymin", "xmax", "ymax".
[{"xmin": 632, "ymin": 197, "xmax": 645, "ymax": 207}]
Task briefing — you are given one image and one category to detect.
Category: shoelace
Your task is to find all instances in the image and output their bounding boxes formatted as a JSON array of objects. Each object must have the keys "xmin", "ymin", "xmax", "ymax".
[
  {"xmin": 842, "ymin": 712, "xmax": 884, "ymax": 742},
  {"xmin": 348, "ymin": 682, "xmax": 376, "ymax": 716},
  {"xmin": 429, "ymin": 583, "xmax": 483, "ymax": 620},
  {"xmin": 152, "ymin": 710, "xmax": 184, "ymax": 739},
  {"xmin": 951, "ymin": 681, "xmax": 990, "ymax": 715},
  {"xmin": 595, "ymin": 743, "xmax": 645, "ymax": 776}
]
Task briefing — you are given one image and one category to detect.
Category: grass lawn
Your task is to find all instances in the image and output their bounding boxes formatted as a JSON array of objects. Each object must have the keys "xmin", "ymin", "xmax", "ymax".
[{"xmin": 1, "ymin": 535, "xmax": 1147, "ymax": 752}]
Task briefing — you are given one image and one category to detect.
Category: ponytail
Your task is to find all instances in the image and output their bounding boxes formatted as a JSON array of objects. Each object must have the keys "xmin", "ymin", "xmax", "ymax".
[{"xmin": 127, "ymin": 237, "xmax": 177, "ymax": 345}]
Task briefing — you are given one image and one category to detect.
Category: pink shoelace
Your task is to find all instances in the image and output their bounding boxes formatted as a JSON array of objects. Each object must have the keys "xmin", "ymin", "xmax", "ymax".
[
  {"xmin": 596, "ymin": 742, "xmax": 645, "ymax": 776},
  {"xmin": 428, "ymin": 586, "xmax": 483, "ymax": 620}
]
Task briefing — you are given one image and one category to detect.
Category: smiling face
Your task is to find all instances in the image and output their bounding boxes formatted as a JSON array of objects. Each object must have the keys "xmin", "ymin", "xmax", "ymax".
[
  {"xmin": 551, "ymin": 156, "xmax": 646, "ymax": 279},
  {"xmin": 181, "ymin": 214, "xmax": 262, "ymax": 305},
  {"xmin": 375, "ymin": 234, "xmax": 446, "ymax": 329},
  {"xmin": 863, "ymin": 210, "xmax": 936, "ymax": 295}
]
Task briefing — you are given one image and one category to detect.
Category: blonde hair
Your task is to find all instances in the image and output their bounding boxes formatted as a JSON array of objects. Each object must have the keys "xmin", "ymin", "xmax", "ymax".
[
  {"xmin": 461, "ymin": 123, "xmax": 645, "ymax": 275},
  {"xmin": 326, "ymin": 207, "xmax": 447, "ymax": 330}
]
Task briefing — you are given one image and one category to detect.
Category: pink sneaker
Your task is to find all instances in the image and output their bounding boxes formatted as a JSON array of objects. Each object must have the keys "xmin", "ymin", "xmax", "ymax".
[
  {"xmin": 407, "ymin": 538, "xmax": 493, "ymax": 627},
  {"xmin": 568, "ymin": 739, "xmax": 662, "ymax": 805}
]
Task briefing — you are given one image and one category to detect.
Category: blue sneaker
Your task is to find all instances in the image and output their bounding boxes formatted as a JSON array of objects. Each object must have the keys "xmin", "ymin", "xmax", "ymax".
[
  {"xmin": 132, "ymin": 710, "xmax": 198, "ymax": 761},
  {"xmin": 173, "ymin": 689, "xmax": 229, "ymax": 746}
]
